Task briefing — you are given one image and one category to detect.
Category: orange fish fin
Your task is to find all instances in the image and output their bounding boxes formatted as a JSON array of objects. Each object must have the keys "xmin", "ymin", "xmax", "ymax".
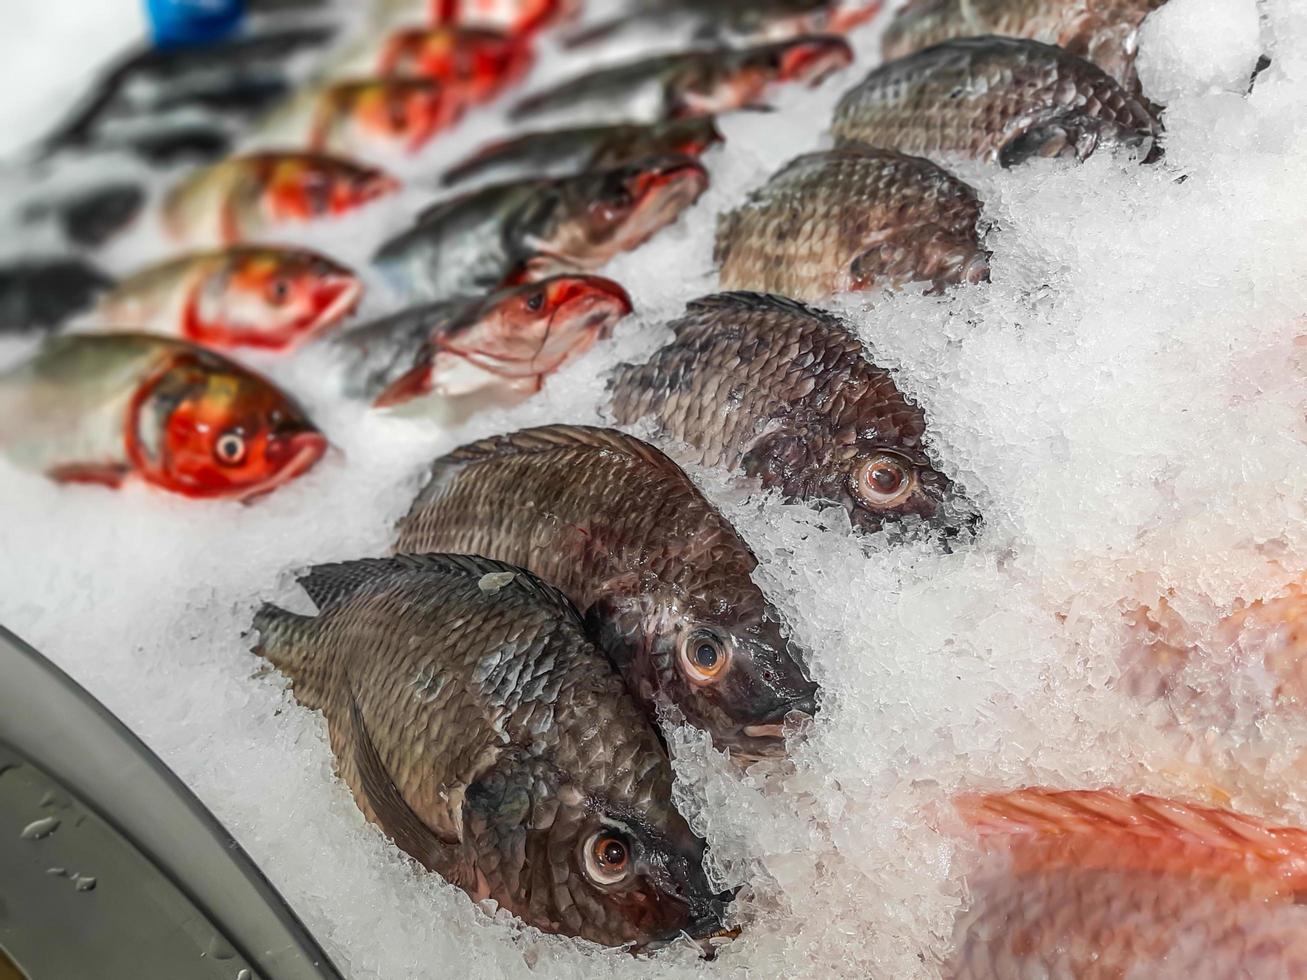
[{"xmin": 46, "ymin": 462, "xmax": 130, "ymax": 488}]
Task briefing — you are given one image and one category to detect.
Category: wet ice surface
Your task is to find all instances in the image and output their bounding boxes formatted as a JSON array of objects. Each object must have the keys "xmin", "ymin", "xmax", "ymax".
[{"xmin": 2, "ymin": 0, "xmax": 1307, "ymax": 977}]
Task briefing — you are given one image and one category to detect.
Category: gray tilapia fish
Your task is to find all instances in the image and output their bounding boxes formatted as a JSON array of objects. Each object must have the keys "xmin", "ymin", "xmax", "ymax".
[
  {"xmin": 832, "ymin": 36, "xmax": 1160, "ymax": 166},
  {"xmin": 394, "ymin": 425, "xmax": 819, "ymax": 760},
  {"xmin": 508, "ymin": 36, "xmax": 853, "ymax": 124},
  {"xmin": 714, "ymin": 146, "xmax": 988, "ymax": 300},
  {"xmin": 252, "ymin": 554, "xmax": 725, "ymax": 949},
  {"xmin": 609, "ymin": 292, "xmax": 966, "ymax": 533},
  {"xmin": 881, "ymin": 0, "xmax": 1169, "ymax": 91},
  {"xmin": 563, "ymin": 0, "xmax": 882, "ymax": 47},
  {"xmin": 333, "ymin": 274, "xmax": 632, "ymax": 407},
  {"xmin": 442, "ymin": 117, "xmax": 722, "ymax": 187},
  {"xmin": 373, "ymin": 155, "xmax": 708, "ymax": 303}
]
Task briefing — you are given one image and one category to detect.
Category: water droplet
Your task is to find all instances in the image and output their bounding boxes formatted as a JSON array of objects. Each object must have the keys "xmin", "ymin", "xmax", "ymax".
[
  {"xmin": 236, "ymin": 970, "xmax": 252, "ymax": 980},
  {"xmin": 478, "ymin": 571, "xmax": 516, "ymax": 594},
  {"xmin": 39, "ymin": 791, "xmax": 70, "ymax": 810},
  {"xmin": 46, "ymin": 867, "xmax": 68, "ymax": 877},
  {"xmin": 73, "ymin": 876, "xmax": 97, "ymax": 892},
  {"xmin": 20, "ymin": 816, "xmax": 60, "ymax": 840},
  {"xmin": 206, "ymin": 938, "xmax": 235, "ymax": 960}
]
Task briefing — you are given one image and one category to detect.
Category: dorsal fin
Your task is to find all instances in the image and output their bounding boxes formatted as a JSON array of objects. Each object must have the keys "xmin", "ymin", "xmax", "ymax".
[
  {"xmin": 442, "ymin": 424, "xmax": 693, "ymax": 487},
  {"xmin": 683, "ymin": 291, "xmax": 844, "ymax": 327}
]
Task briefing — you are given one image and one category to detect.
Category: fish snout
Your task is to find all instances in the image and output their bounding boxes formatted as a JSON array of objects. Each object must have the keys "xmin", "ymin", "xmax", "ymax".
[
  {"xmin": 627, "ymin": 155, "xmax": 710, "ymax": 207},
  {"xmin": 779, "ymin": 36, "xmax": 854, "ymax": 85},
  {"xmin": 549, "ymin": 275, "xmax": 633, "ymax": 319}
]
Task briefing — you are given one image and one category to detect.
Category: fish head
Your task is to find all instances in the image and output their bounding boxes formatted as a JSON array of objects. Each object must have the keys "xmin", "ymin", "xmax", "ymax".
[
  {"xmin": 543, "ymin": 155, "xmax": 708, "ymax": 269},
  {"xmin": 352, "ymin": 80, "xmax": 460, "ymax": 153},
  {"xmin": 541, "ymin": 792, "xmax": 726, "ymax": 948},
  {"xmin": 266, "ymin": 157, "xmax": 399, "ymax": 222},
  {"xmin": 129, "ymin": 351, "xmax": 327, "ymax": 499},
  {"xmin": 191, "ymin": 250, "xmax": 361, "ymax": 350},
  {"xmin": 374, "ymin": 276, "xmax": 632, "ymax": 405},
  {"xmin": 753, "ymin": 35, "xmax": 853, "ymax": 86},
  {"xmin": 595, "ymin": 584, "xmax": 819, "ymax": 759}
]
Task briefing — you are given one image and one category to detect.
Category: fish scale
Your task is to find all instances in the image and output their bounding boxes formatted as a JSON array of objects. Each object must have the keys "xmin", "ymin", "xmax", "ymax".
[
  {"xmin": 714, "ymin": 147, "xmax": 989, "ymax": 300},
  {"xmin": 832, "ymin": 36, "xmax": 1160, "ymax": 165},
  {"xmin": 609, "ymin": 292, "xmax": 962, "ymax": 533}
]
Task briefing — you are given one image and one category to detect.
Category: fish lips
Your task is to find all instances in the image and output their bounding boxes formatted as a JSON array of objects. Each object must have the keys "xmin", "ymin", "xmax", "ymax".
[
  {"xmin": 239, "ymin": 428, "xmax": 329, "ymax": 501},
  {"xmin": 548, "ymin": 275, "xmax": 633, "ymax": 330}
]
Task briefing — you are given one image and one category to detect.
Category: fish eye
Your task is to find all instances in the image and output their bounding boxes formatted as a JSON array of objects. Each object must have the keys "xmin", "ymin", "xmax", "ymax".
[
  {"xmin": 524, "ymin": 289, "xmax": 545, "ymax": 312},
  {"xmin": 266, "ymin": 277, "xmax": 291, "ymax": 305},
  {"xmin": 854, "ymin": 453, "xmax": 917, "ymax": 509},
  {"xmin": 583, "ymin": 830, "xmax": 631, "ymax": 886},
  {"xmin": 214, "ymin": 430, "xmax": 248, "ymax": 466},
  {"xmin": 679, "ymin": 630, "xmax": 730, "ymax": 683}
]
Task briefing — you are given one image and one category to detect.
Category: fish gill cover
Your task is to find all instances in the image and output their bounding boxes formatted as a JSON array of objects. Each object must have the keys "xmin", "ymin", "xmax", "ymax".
[{"xmin": 0, "ymin": 0, "xmax": 1304, "ymax": 975}]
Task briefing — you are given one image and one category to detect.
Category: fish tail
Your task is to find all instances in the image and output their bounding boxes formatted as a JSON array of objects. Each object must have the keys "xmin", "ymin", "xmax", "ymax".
[{"xmin": 251, "ymin": 603, "xmax": 327, "ymax": 708}]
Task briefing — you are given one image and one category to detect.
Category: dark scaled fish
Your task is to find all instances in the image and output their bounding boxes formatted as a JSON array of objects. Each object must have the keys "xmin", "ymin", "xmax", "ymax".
[
  {"xmin": 564, "ymin": 0, "xmax": 882, "ymax": 48},
  {"xmin": 714, "ymin": 146, "xmax": 988, "ymax": 300},
  {"xmin": 833, "ymin": 36, "xmax": 1160, "ymax": 166},
  {"xmin": 442, "ymin": 117, "xmax": 722, "ymax": 187},
  {"xmin": 94, "ymin": 247, "xmax": 361, "ymax": 352},
  {"xmin": 163, "ymin": 153, "xmax": 400, "ymax": 246},
  {"xmin": 377, "ymin": 26, "xmax": 533, "ymax": 106},
  {"xmin": 609, "ymin": 292, "xmax": 962, "ymax": 532},
  {"xmin": 0, "ymin": 334, "xmax": 326, "ymax": 499},
  {"xmin": 394, "ymin": 425, "xmax": 819, "ymax": 759},
  {"xmin": 949, "ymin": 788, "xmax": 1307, "ymax": 977},
  {"xmin": 374, "ymin": 155, "xmax": 708, "ymax": 303},
  {"xmin": 252, "ymin": 553, "xmax": 725, "ymax": 949},
  {"xmin": 336, "ymin": 275, "xmax": 632, "ymax": 407},
  {"xmin": 509, "ymin": 36, "xmax": 854, "ymax": 124},
  {"xmin": 881, "ymin": 0, "xmax": 1169, "ymax": 91},
  {"xmin": 0, "ymin": 259, "xmax": 113, "ymax": 332}
]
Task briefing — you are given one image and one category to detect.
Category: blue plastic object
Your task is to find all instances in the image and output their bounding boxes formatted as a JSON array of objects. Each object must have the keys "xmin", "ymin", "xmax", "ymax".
[{"xmin": 145, "ymin": 0, "xmax": 246, "ymax": 48}]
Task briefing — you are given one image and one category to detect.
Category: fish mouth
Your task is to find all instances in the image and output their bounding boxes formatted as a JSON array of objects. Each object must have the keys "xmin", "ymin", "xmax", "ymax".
[
  {"xmin": 735, "ymin": 691, "xmax": 819, "ymax": 752},
  {"xmin": 614, "ymin": 157, "xmax": 710, "ymax": 251},
  {"xmin": 550, "ymin": 275, "xmax": 634, "ymax": 322},
  {"xmin": 356, "ymin": 172, "xmax": 402, "ymax": 205},
  {"xmin": 312, "ymin": 275, "xmax": 364, "ymax": 335},
  {"xmin": 373, "ymin": 356, "xmax": 434, "ymax": 408},
  {"xmin": 828, "ymin": 1, "xmax": 883, "ymax": 32},
  {"xmin": 780, "ymin": 36, "xmax": 854, "ymax": 84},
  {"xmin": 240, "ymin": 430, "xmax": 329, "ymax": 501}
]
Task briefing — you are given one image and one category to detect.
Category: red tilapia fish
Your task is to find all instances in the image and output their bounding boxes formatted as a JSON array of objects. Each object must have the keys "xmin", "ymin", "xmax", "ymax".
[
  {"xmin": 163, "ymin": 153, "xmax": 399, "ymax": 247},
  {"xmin": 308, "ymin": 78, "xmax": 463, "ymax": 156},
  {"xmin": 378, "ymin": 26, "xmax": 532, "ymax": 105},
  {"xmin": 93, "ymin": 247, "xmax": 361, "ymax": 351},
  {"xmin": 949, "ymin": 788, "xmax": 1307, "ymax": 977},
  {"xmin": 336, "ymin": 275, "xmax": 633, "ymax": 407},
  {"xmin": 430, "ymin": 0, "xmax": 572, "ymax": 35},
  {"xmin": 0, "ymin": 334, "xmax": 326, "ymax": 499}
]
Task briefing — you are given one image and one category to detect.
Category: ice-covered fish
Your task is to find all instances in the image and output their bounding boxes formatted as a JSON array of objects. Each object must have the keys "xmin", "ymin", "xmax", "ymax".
[
  {"xmin": 336, "ymin": 275, "xmax": 632, "ymax": 406},
  {"xmin": 0, "ymin": 259, "xmax": 113, "ymax": 332},
  {"xmin": 565, "ymin": 0, "xmax": 882, "ymax": 47},
  {"xmin": 374, "ymin": 155, "xmax": 708, "ymax": 302},
  {"xmin": 252, "ymin": 553, "xmax": 725, "ymax": 949},
  {"xmin": 442, "ymin": 117, "xmax": 722, "ymax": 187},
  {"xmin": 610, "ymin": 292, "xmax": 961, "ymax": 532},
  {"xmin": 306, "ymin": 78, "xmax": 463, "ymax": 156},
  {"xmin": 715, "ymin": 146, "xmax": 988, "ymax": 299},
  {"xmin": 93, "ymin": 247, "xmax": 361, "ymax": 351},
  {"xmin": 378, "ymin": 26, "xmax": 532, "ymax": 105},
  {"xmin": 882, "ymin": 0, "xmax": 1168, "ymax": 91},
  {"xmin": 163, "ymin": 153, "xmax": 399, "ymax": 246},
  {"xmin": 0, "ymin": 334, "xmax": 326, "ymax": 499},
  {"xmin": 950, "ymin": 788, "xmax": 1307, "ymax": 977},
  {"xmin": 509, "ymin": 36, "xmax": 853, "ymax": 124},
  {"xmin": 832, "ymin": 37, "xmax": 1160, "ymax": 166},
  {"xmin": 394, "ymin": 425, "xmax": 819, "ymax": 758}
]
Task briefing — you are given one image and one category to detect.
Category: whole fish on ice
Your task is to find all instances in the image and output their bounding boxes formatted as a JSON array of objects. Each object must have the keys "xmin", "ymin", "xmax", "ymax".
[
  {"xmin": 0, "ymin": 334, "xmax": 326, "ymax": 499},
  {"xmin": 832, "ymin": 36, "xmax": 1160, "ymax": 166},
  {"xmin": 252, "ymin": 553, "xmax": 726, "ymax": 948},
  {"xmin": 610, "ymin": 292, "xmax": 964, "ymax": 532},
  {"xmin": 442, "ymin": 117, "xmax": 722, "ymax": 187},
  {"xmin": 334, "ymin": 274, "xmax": 632, "ymax": 406},
  {"xmin": 715, "ymin": 146, "xmax": 988, "ymax": 299},
  {"xmin": 299, "ymin": 78, "xmax": 464, "ymax": 156},
  {"xmin": 394, "ymin": 424, "xmax": 819, "ymax": 758},
  {"xmin": 882, "ymin": 0, "xmax": 1169, "ymax": 91},
  {"xmin": 373, "ymin": 155, "xmax": 708, "ymax": 302},
  {"xmin": 163, "ymin": 153, "xmax": 399, "ymax": 247},
  {"xmin": 92, "ymin": 247, "xmax": 361, "ymax": 351},
  {"xmin": 563, "ymin": 0, "xmax": 882, "ymax": 47},
  {"xmin": 508, "ymin": 36, "xmax": 853, "ymax": 124},
  {"xmin": 950, "ymin": 787, "xmax": 1307, "ymax": 977}
]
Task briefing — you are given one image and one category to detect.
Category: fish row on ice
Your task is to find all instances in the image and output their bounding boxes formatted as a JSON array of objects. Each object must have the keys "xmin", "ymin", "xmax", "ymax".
[{"xmin": 3, "ymin": 0, "xmax": 1306, "ymax": 973}]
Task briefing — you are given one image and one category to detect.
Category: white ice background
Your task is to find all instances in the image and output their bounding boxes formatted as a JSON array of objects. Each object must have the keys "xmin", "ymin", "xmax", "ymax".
[{"xmin": 3, "ymin": 0, "xmax": 1307, "ymax": 977}]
